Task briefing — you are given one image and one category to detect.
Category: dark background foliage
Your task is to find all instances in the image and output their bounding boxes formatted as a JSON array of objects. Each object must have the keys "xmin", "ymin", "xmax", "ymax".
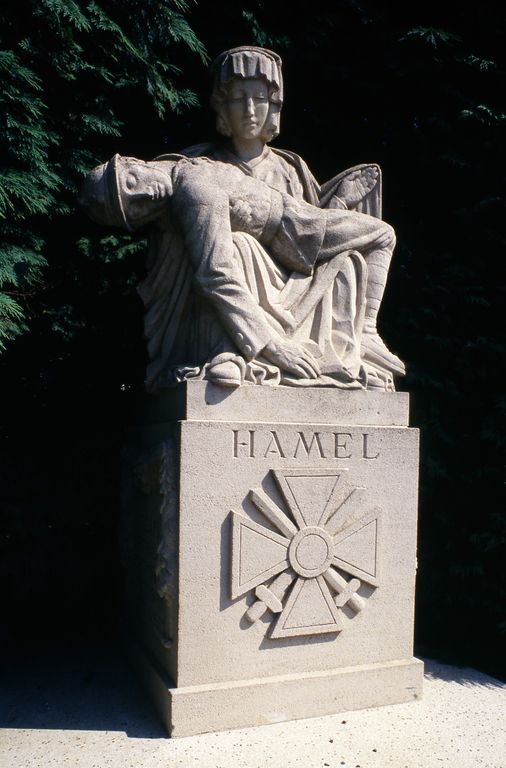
[{"xmin": 1, "ymin": 0, "xmax": 505, "ymax": 679}]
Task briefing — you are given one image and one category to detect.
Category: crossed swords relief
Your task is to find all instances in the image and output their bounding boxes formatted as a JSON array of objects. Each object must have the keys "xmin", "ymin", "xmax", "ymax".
[{"xmin": 230, "ymin": 469, "xmax": 381, "ymax": 639}]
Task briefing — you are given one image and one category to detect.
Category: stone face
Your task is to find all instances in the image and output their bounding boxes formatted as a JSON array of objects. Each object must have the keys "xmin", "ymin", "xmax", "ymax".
[{"xmin": 124, "ymin": 383, "xmax": 423, "ymax": 736}]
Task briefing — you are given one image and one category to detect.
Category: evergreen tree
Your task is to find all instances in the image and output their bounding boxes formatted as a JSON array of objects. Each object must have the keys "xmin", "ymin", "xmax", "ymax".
[
  {"xmin": 0, "ymin": 0, "xmax": 206, "ymax": 348},
  {"xmin": 0, "ymin": 0, "xmax": 208, "ymax": 653}
]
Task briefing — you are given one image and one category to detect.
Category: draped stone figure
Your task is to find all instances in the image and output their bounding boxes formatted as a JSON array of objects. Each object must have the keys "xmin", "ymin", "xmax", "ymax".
[
  {"xmin": 81, "ymin": 46, "xmax": 405, "ymax": 392},
  {"xmin": 77, "ymin": 49, "xmax": 423, "ymax": 738}
]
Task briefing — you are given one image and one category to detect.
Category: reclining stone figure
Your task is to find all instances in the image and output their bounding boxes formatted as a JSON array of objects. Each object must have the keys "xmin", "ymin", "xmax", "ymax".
[{"xmin": 80, "ymin": 153, "xmax": 399, "ymax": 390}]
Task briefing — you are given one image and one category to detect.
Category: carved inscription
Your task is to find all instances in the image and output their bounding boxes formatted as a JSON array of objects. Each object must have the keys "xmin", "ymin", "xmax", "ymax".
[
  {"xmin": 230, "ymin": 468, "xmax": 382, "ymax": 640},
  {"xmin": 232, "ymin": 429, "xmax": 380, "ymax": 460}
]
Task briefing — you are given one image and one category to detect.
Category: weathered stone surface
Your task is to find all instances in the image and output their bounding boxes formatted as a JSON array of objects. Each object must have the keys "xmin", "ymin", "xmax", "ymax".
[
  {"xmin": 142, "ymin": 656, "xmax": 423, "ymax": 738},
  {"xmin": 141, "ymin": 380, "xmax": 410, "ymax": 426},
  {"xmin": 80, "ymin": 46, "xmax": 406, "ymax": 394},
  {"xmin": 124, "ymin": 384, "xmax": 422, "ymax": 735},
  {"xmin": 178, "ymin": 421, "xmax": 418, "ymax": 687},
  {"xmin": 81, "ymin": 153, "xmax": 399, "ymax": 393}
]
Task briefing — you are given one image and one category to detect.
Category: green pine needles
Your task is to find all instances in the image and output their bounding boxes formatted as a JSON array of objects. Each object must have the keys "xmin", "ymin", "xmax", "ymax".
[{"xmin": 0, "ymin": 0, "xmax": 207, "ymax": 348}]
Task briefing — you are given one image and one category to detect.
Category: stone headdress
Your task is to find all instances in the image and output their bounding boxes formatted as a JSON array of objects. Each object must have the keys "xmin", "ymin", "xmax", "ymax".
[
  {"xmin": 78, "ymin": 154, "xmax": 131, "ymax": 230},
  {"xmin": 210, "ymin": 46, "xmax": 284, "ymax": 141},
  {"xmin": 210, "ymin": 46, "xmax": 283, "ymax": 102}
]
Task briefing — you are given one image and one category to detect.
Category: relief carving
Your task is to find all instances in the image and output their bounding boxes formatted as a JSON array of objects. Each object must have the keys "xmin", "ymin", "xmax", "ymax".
[
  {"xmin": 232, "ymin": 428, "xmax": 381, "ymax": 460},
  {"xmin": 230, "ymin": 468, "xmax": 380, "ymax": 639}
]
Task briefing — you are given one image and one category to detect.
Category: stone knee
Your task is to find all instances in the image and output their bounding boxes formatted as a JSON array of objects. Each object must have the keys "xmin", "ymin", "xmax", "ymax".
[{"xmin": 375, "ymin": 221, "xmax": 396, "ymax": 251}]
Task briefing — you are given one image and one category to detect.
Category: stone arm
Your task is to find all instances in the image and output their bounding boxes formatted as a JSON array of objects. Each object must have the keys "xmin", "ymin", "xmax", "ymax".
[
  {"xmin": 171, "ymin": 182, "xmax": 276, "ymax": 360},
  {"xmin": 267, "ymin": 150, "xmax": 380, "ymax": 216}
]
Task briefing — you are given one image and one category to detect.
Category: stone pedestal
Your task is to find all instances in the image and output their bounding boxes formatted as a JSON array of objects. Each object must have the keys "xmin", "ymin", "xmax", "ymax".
[{"xmin": 123, "ymin": 382, "xmax": 423, "ymax": 737}]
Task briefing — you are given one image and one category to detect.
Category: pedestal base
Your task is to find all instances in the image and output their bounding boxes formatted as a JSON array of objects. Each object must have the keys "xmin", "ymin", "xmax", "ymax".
[
  {"xmin": 132, "ymin": 642, "xmax": 423, "ymax": 737},
  {"xmin": 123, "ymin": 383, "xmax": 423, "ymax": 737}
]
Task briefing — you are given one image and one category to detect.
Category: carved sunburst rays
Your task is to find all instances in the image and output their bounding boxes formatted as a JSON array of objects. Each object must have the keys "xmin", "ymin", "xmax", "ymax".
[{"xmin": 230, "ymin": 469, "xmax": 381, "ymax": 639}]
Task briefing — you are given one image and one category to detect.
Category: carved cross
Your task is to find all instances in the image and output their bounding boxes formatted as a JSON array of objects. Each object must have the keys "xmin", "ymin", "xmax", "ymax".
[{"xmin": 230, "ymin": 468, "xmax": 381, "ymax": 639}]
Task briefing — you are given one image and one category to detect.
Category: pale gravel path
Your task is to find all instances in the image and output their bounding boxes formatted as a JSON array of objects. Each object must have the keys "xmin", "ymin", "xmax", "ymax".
[{"xmin": 1, "ymin": 647, "xmax": 504, "ymax": 768}]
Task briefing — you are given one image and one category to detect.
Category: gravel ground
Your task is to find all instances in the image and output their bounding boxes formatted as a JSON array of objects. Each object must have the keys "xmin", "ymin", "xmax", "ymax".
[{"xmin": 1, "ymin": 646, "xmax": 505, "ymax": 768}]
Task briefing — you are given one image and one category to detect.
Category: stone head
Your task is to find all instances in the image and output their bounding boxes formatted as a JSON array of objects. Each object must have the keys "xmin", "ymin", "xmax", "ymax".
[
  {"xmin": 210, "ymin": 46, "xmax": 283, "ymax": 143},
  {"xmin": 79, "ymin": 155, "xmax": 172, "ymax": 230}
]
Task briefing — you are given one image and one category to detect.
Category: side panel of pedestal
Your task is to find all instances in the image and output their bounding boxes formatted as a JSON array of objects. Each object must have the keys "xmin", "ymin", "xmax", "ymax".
[
  {"xmin": 121, "ymin": 430, "xmax": 179, "ymax": 682},
  {"xmin": 176, "ymin": 420, "xmax": 420, "ymax": 688}
]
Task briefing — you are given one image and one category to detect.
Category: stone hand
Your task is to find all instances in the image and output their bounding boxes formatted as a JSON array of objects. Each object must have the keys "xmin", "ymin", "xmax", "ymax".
[
  {"xmin": 335, "ymin": 166, "xmax": 378, "ymax": 208},
  {"xmin": 262, "ymin": 340, "xmax": 320, "ymax": 379},
  {"xmin": 230, "ymin": 199, "xmax": 253, "ymax": 230}
]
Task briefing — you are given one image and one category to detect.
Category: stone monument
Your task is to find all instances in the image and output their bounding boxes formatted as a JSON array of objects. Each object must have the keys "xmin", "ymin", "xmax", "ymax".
[{"xmin": 80, "ymin": 46, "xmax": 423, "ymax": 737}]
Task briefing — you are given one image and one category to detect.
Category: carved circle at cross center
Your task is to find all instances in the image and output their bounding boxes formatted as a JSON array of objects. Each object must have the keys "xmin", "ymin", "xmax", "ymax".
[{"xmin": 288, "ymin": 526, "xmax": 334, "ymax": 578}]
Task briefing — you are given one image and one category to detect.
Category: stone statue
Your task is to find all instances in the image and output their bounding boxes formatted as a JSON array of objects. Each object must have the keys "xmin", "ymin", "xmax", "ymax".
[
  {"xmin": 86, "ymin": 51, "xmax": 423, "ymax": 736},
  {"xmin": 80, "ymin": 46, "xmax": 405, "ymax": 393}
]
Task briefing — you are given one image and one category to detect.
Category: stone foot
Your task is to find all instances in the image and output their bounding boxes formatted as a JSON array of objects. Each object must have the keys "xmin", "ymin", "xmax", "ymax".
[
  {"xmin": 206, "ymin": 360, "xmax": 242, "ymax": 387},
  {"xmin": 361, "ymin": 332, "xmax": 406, "ymax": 376}
]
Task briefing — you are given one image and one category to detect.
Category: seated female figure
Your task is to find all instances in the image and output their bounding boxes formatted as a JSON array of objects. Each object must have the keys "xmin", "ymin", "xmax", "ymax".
[{"xmin": 143, "ymin": 46, "xmax": 403, "ymax": 391}]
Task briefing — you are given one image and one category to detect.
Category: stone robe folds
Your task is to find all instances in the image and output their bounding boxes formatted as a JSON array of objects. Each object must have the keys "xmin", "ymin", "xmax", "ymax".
[{"xmin": 138, "ymin": 145, "xmax": 384, "ymax": 392}]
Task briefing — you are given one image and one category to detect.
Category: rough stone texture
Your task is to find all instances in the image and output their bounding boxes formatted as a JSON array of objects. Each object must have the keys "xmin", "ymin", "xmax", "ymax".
[
  {"xmin": 139, "ymin": 655, "xmax": 423, "ymax": 738},
  {"xmin": 141, "ymin": 381, "xmax": 410, "ymax": 425},
  {"xmin": 80, "ymin": 48, "xmax": 405, "ymax": 394},
  {"xmin": 81, "ymin": 153, "xmax": 400, "ymax": 392},
  {"xmin": 123, "ymin": 383, "xmax": 422, "ymax": 736}
]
